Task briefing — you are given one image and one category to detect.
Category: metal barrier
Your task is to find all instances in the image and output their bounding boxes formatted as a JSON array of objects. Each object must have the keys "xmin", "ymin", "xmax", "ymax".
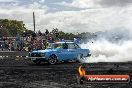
[{"xmin": 0, "ymin": 51, "xmax": 29, "ymax": 58}]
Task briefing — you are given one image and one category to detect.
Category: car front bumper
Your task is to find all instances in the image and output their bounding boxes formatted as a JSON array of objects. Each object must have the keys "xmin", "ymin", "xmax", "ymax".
[{"xmin": 29, "ymin": 57, "xmax": 47, "ymax": 61}]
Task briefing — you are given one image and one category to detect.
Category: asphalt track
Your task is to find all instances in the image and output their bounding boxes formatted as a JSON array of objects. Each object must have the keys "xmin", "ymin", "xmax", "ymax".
[{"xmin": 0, "ymin": 58, "xmax": 132, "ymax": 88}]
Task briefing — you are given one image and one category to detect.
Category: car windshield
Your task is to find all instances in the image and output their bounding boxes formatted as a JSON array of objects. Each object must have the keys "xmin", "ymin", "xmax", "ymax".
[{"xmin": 47, "ymin": 43, "xmax": 62, "ymax": 49}]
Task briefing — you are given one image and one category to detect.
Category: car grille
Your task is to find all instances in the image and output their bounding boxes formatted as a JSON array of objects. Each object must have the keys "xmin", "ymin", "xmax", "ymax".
[{"xmin": 31, "ymin": 53, "xmax": 44, "ymax": 57}]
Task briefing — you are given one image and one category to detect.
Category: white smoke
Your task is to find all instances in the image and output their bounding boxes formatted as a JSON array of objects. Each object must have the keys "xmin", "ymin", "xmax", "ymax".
[{"xmin": 80, "ymin": 29, "xmax": 132, "ymax": 63}]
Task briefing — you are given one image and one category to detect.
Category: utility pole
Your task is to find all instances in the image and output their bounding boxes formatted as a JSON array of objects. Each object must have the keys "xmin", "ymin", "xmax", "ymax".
[{"xmin": 33, "ymin": 12, "xmax": 36, "ymax": 32}]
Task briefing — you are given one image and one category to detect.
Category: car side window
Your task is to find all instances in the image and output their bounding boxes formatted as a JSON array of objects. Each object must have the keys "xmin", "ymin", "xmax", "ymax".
[
  {"xmin": 62, "ymin": 43, "xmax": 68, "ymax": 49},
  {"xmin": 68, "ymin": 43, "xmax": 76, "ymax": 49}
]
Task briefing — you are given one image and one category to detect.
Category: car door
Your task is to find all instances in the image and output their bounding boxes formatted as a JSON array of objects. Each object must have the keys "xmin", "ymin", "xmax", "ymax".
[
  {"xmin": 55, "ymin": 43, "xmax": 69, "ymax": 61},
  {"xmin": 67, "ymin": 43, "xmax": 77, "ymax": 60},
  {"xmin": 74, "ymin": 44, "xmax": 87, "ymax": 57},
  {"xmin": 57, "ymin": 43, "xmax": 75, "ymax": 61},
  {"xmin": 73, "ymin": 43, "xmax": 81, "ymax": 58}
]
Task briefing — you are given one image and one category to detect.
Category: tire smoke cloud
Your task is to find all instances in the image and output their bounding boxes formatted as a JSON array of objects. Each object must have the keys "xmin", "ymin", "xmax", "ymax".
[{"xmin": 80, "ymin": 29, "xmax": 132, "ymax": 63}]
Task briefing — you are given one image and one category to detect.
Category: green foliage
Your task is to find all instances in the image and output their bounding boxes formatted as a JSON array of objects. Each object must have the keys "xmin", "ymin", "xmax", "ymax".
[
  {"xmin": 0, "ymin": 19, "xmax": 94, "ymax": 41},
  {"xmin": 0, "ymin": 19, "xmax": 27, "ymax": 37},
  {"xmin": 50, "ymin": 28, "xmax": 76, "ymax": 40}
]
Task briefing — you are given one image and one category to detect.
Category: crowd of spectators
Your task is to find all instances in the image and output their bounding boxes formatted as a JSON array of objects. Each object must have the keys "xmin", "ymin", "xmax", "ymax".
[{"xmin": 0, "ymin": 29, "xmax": 81, "ymax": 52}]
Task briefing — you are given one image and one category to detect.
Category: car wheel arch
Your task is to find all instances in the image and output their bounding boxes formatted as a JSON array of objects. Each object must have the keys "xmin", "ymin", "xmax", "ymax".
[
  {"xmin": 78, "ymin": 53, "xmax": 83, "ymax": 57},
  {"xmin": 48, "ymin": 54, "xmax": 58, "ymax": 64},
  {"xmin": 51, "ymin": 54, "xmax": 57, "ymax": 58},
  {"xmin": 77, "ymin": 53, "xmax": 83, "ymax": 61}
]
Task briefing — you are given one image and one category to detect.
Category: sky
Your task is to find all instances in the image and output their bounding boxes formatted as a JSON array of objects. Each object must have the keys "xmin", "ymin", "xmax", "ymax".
[{"xmin": 1, "ymin": 0, "xmax": 132, "ymax": 33}]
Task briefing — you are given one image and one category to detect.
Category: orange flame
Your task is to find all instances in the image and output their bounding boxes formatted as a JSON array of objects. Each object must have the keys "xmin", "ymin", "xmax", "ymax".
[{"xmin": 78, "ymin": 65, "xmax": 86, "ymax": 76}]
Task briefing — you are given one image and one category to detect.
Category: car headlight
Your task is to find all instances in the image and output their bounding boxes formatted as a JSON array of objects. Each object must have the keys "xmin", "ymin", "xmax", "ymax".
[{"xmin": 40, "ymin": 53, "xmax": 45, "ymax": 57}]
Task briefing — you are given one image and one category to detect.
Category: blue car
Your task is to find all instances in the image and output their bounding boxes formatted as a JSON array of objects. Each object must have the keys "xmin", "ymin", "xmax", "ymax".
[{"xmin": 29, "ymin": 42, "xmax": 91, "ymax": 64}]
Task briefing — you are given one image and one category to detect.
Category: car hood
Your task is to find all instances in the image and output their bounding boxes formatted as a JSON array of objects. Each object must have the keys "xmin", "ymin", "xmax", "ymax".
[{"xmin": 32, "ymin": 49, "xmax": 56, "ymax": 53}]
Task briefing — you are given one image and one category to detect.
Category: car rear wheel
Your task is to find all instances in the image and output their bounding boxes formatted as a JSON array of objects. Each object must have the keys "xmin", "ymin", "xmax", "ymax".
[
  {"xmin": 33, "ymin": 60, "xmax": 41, "ymax": 65},
  {"xmin": 77, "ymin": 54, "xmax": 83, "ymax": 62},
  {"xmin": 48, "ymin": 55, "xmax": 57, "ymax": 65}
]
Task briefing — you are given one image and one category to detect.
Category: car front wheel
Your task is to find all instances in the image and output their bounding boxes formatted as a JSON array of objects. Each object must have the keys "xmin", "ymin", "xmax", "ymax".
[{"xmin": 48, "ymin": 55, "xmax": 57, "ymax": 65}]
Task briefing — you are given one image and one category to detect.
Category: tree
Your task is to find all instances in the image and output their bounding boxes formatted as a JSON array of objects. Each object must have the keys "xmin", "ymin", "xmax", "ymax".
[{"xmin": 0, "ymin": 19, "xmax": 27, "ymax": 37}]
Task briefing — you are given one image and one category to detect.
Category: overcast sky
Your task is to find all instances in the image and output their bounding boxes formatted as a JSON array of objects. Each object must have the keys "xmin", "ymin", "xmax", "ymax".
[{"xmin": 0, "ymin": 0, "xmax": 132, "ymax": 33}]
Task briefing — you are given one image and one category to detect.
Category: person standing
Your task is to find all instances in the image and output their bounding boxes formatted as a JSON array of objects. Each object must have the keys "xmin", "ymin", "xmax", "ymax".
[{"xmin": 8, "ymin": 42, "xmax": 12, "ymax": 51}]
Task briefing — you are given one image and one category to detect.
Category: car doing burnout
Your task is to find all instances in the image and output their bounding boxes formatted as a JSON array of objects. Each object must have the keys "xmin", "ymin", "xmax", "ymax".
[{"xmin": 29, "ymin": 42, "xmax": 91, "ymax": 64}]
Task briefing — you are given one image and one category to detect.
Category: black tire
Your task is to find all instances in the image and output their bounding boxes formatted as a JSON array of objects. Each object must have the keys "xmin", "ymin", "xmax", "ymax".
[
  {"xmin": 33, "ymin": 60, "xmax": 41, "ymax": 65},
  {"xmin": 48, "ymin": 55, "xmax": 57, "ymax": 65}
]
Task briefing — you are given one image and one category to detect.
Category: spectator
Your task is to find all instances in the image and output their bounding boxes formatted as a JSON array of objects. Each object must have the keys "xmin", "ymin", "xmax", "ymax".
[
  {"xmin": 43, "ymin": 39, "xmax": 48, "ymax": 49},
  {"xmin": 45, "ymin": 29, "xmax": 49, "ymax": 35},
  {"xmin": 1, "ymin": 44, "xmax": 3, "ymax": 51},
  {"xmin": 32, "ymin": 32, "xmax": 36, "ymax": 37},
  {"xmin": 8, "ymin": 43, "xmax": 12, "ymax": 51},
  {"xmin": 63, "ymin": 43, "xmax": 68, "ymax": 49},
  {"xmin": 61, "ymin": 39, "xmax": 65, "ymax": 42}
]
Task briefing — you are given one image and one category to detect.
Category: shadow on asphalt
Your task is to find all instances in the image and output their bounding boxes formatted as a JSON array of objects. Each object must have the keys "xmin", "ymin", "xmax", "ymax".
[{"xmin": 28, "ymin": 61, "xmax": 81, "ymax": 66}]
